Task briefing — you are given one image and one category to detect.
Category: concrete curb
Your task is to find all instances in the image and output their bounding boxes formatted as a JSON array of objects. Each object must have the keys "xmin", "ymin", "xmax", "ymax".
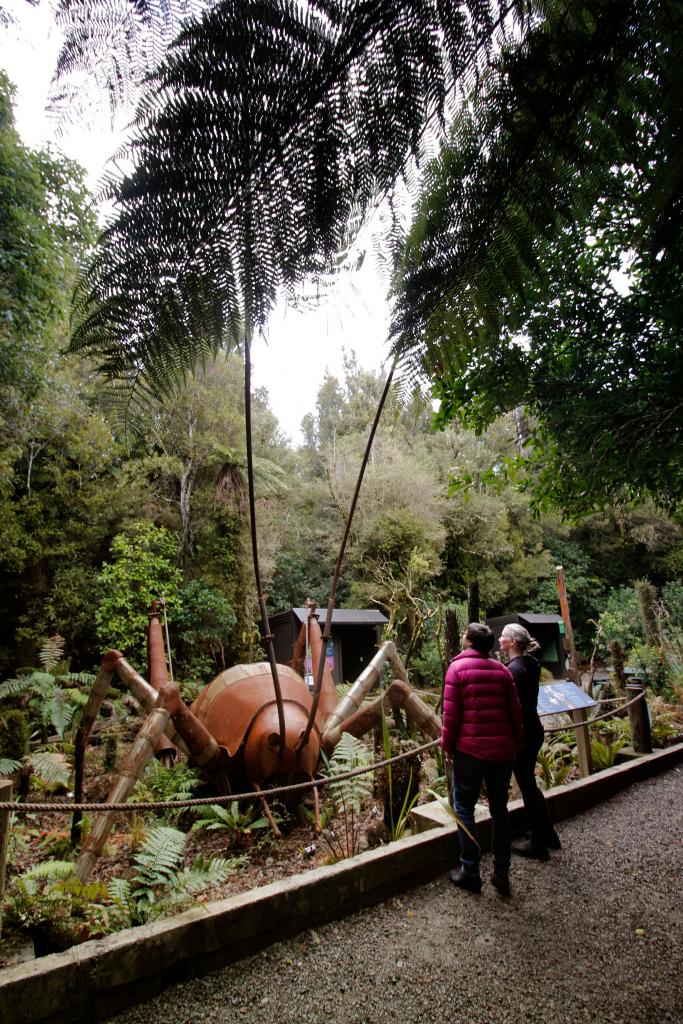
[{"xmin": 2, "ymin": 742, "xmax": 682, "ymax": 1024}]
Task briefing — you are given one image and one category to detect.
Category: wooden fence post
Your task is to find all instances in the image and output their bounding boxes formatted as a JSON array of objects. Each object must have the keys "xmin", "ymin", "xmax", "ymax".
[
  {"xmin": 0, "ymin": 779, "xmax": 14, "ymax": 937},
  {"xmin": 626, "ymin": 681, "xmax": 652, "ymax": 753},
  {"xmin": 572, "ymin": 708, "xmax": 593, "ymax": 777},
  {"xmin": 556, "ymin": 565, "xmax": 582, "ymax": 688}
]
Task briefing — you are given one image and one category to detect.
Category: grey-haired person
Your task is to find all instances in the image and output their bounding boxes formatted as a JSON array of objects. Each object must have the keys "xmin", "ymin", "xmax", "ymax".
[{"xmin": 499, "ymin": 623, "xmax": 561, "ymax": 860}]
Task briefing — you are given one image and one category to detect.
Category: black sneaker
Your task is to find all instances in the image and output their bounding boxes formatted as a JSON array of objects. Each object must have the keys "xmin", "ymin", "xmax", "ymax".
[
  {"xmin": 449, "ymin": 867, "xmax": 482, "ymax": 893},
  {"xmin": 490, "ymin": 873, "xmax": 511, "ymax": 897},
  {"xmin": 511, "ymin": 838, "xmax": 550, "ymax": 861}
]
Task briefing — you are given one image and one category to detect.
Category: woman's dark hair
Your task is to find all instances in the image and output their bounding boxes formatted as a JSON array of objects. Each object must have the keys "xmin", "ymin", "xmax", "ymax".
[{"xmin": 465, "ymin": 622, "xmax": 495, "ymax": 654}]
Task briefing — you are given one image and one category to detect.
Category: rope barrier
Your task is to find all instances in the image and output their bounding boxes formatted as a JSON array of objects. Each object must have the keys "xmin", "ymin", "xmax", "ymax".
[
  {"xmin": 0, "ymin": 739, "xmax": 440, "ymax": 815},
  {"xmin": 0, "ymin": 691, "xmax": 648, "ymax": 813},
  {"xmin": 541, "ymin": 688, "xmax": 646, "ymax": 735}
]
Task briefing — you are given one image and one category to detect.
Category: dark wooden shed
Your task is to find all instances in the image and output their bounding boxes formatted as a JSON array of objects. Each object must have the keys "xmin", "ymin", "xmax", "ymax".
[
  {"xmin": 486, "ymin": 612, "xmax": 566, "ymax": 679},
  {"xmin": 269, "ymin": 607, "xmax": 389, "ymax": 685}
]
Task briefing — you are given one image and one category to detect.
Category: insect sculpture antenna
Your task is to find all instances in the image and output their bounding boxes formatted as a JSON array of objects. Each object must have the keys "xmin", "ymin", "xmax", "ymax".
[
  {"xmin": 244, "ymin": 327, "xmax": 286, "ymax": 755},
  {"xmin": 297, "ymin": 353, "xmax": 399, "ymax": 754}
]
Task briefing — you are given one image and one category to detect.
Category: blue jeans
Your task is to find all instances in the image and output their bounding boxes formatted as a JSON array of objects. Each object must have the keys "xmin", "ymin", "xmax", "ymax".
[{"xmin": 451, "ymin": 751, "xmax": 513, "ymax": 879}]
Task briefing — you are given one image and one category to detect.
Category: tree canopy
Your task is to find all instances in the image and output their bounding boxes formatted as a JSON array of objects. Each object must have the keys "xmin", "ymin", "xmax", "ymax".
[{"xmin": 390, "ymin": 0, "xmax": 683, "ymax": 515}]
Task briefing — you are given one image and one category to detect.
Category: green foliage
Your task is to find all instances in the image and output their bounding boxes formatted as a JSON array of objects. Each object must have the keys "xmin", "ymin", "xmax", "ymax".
[
  {"xmin": 393, "ymin": 0, "xmax": 683, "ymax": 516},
  {"xmin": 132, "ymin": 760, "xmax": 202, "ymax": 824},
  {"xmin": 108, "ymin": 825, "xmax": 239, "ymax": 926},
  {"xmin": 536, "ymin": 740, "xmax": 574, "ymax": 791},
  {"xmin": 95, "ymin": 521, "xmax": 182, "ymax": 663},
  {"xmin": 0, "ymin": 708, "xmax": 29, "ymax": 759},
  {"xmin": 191, "ymin": 801, "xmax": 271, "ymax": 847},
  {"xmin": 597, "ymin": 588, "xmax": 644, "ymax": 653},
  {"xmin": 0, "ymin": 663, "xmax": 91, "ymax": 742},
  {"xmin": 590, "ymin": 736, "xmax": 626, "ymax": 771},
  {"xmin": 3, "ymin": 860, "xmax": 111, "ymax": 952},
  {"xmin": 173, "ymin": 578, "xmax": 236, "ymax": 680},
  {"xmin": 650, "ymin": 702, "xmax": 683, "ymax": 746},
  {"xmin": 321, "ymin": 733, "xmax": 373, "ymax": 861}
]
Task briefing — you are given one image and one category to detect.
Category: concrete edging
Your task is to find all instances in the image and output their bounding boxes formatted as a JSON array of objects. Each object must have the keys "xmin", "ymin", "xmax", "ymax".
[{"xmin": 2, "ymin": 741, "xmax": 682, "ymax": 1024}]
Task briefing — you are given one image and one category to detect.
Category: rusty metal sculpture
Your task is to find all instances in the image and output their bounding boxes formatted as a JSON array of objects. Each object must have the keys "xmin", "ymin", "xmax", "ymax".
[
  {"xmin": 71, "ymin": 338, "xmax": 442, "ymax": 883},
  {"xmin": 73, "ymin": 598, "xmax": 441, "ymax": 881}
]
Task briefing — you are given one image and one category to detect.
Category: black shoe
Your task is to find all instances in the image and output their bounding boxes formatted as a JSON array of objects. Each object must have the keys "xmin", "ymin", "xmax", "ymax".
[
  {"xmin": 449, "ymin": 867, "xmax": 482, "ymax": 893},
  {"xmin": 490, "ymin": 873, "xmax": 511, "ymax": 897},
  {"xmin": 546, "ymin": 831, "xmax": 562, "ymax": 850},
  {"xmin": 511, "ymin": 838, "xmax": 550, "ymax": 861}
]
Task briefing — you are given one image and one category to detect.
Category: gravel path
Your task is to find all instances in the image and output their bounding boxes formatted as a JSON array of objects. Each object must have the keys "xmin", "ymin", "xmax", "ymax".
[{"xmin": 107, "ymin": 767, "xmax": 683, "ymax": 1024}]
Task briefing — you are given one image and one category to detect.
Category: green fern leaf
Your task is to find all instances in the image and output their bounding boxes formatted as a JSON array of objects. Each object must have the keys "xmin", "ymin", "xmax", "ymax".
[
  {"xmin": 29, "ymin": 751, "xmax": 71, "ymax": 787},
  {"xmin": 0, "ymin": 758, "xmax": 22, "ymax": 778}
]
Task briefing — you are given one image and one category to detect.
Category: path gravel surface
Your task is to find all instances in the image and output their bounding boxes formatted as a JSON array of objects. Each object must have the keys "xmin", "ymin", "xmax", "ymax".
[{"xmin": 106, "ymin": 767, "xmax": 683, "ymax": 1024}]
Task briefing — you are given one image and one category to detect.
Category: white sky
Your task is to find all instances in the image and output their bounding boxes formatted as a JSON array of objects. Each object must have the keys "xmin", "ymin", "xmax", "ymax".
[{"xmin": 0, "ymin": 0, "xmax": 391, "ymax": 444}]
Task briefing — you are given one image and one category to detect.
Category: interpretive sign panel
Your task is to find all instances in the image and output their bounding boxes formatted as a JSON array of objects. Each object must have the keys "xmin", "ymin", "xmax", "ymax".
[{"xmin": 537, "ymin": 680, "xmax": 596, "ymax": 717}]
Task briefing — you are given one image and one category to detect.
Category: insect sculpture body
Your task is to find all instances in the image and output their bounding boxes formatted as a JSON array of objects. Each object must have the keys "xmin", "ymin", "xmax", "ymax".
[{"xmin": 73, "ymin": 601, "xmax": 441, "ymax": 881}]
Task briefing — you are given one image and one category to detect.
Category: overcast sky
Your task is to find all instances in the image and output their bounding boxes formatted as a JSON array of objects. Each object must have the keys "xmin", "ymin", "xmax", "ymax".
[{"xmin": 0, "ymin": 0, "xmax": 391, "ymax": 443}]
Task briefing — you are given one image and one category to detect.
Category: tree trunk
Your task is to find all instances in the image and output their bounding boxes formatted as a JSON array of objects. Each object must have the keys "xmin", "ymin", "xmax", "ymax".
[
  {"xmin": 445, "ymin": 608, "xmax": 460, "ymax": 662},
  {"xmin": 467, "ymin": 581, "xmax": 480, "ymax": 624}
]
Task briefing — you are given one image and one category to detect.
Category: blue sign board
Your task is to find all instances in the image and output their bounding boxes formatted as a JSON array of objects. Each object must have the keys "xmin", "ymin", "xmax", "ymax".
[{"xmin": 537, "ymin": 680, "xmax": 596, "ymax": 717}]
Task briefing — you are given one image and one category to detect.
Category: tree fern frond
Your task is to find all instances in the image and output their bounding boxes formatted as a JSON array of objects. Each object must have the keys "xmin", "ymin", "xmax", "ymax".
[
  {"xmin": 0, "ymin": 677, "xmax": 34, "ymax": 702},
  {"xmin": 71, "ymin": 0, "xmax": 514, "ymax": 398},
  {"xmin": 30, "ymin": 751, "xmax": 72, "ymax": 787},
  {"xmin": 39, "ymin": 635, "xmax": 66, "ymax": 673},
  {"xmin": 0, "ymin": 758, "xmax": 22, "ymax": 778},
  {"xmin": 390, "ymin": 0, "xmax": 663, "ymax": 380}
]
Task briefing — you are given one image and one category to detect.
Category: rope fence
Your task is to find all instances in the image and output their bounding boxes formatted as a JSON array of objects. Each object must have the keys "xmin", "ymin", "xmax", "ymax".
[
  {"xmin": 0, "ymin": 690, "xmax": 649, "ymax": 814},
  {"xmin": 541, "ymin": 687, "xmax": 646, "ymax": 735},
  {"xmin": 0, "ymin": 739, "xmax": 439, "ymax": 815}
]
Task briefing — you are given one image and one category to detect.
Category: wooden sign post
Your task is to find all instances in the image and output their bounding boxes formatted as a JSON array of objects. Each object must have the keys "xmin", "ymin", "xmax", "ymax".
[
  {"xmin": 0, "ymin": 779, "xmax": 13, "ymax": 937},
  {"xmin": 537, "ymin": 681, "xmax": 596, "ymax": 778},
  {"xmin": 555, "ymin": 565, "xmax": 582, "ymax": 689}
]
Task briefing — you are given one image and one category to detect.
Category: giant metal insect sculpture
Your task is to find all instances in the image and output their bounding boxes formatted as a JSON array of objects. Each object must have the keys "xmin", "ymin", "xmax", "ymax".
[{"xmin": 74, "ymin": 599, "xmax": 441, "ymax": 882}]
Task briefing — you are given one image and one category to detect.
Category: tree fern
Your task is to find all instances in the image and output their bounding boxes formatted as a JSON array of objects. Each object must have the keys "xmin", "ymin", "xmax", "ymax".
[
  {"xmin": 69, "ymin": 0, "xmax": 519, "ymax": 407},
  {"xmin": 390, "ymin": 0, "xmax": 683, "ymax": 511},
  {"xmin": 52, "ymin": 0, "xmax": 215, "ymax": 125}
]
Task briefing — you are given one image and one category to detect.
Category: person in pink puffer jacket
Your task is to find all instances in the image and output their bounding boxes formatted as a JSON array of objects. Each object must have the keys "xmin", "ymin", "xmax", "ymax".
[{"xmin": 441, "ymin": 622, "xmax": 523, "ymax": 896}]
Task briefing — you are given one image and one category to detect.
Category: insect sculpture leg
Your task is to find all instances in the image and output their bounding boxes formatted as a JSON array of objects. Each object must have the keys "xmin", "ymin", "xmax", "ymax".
[
  {"xmin": 75, "ymin": 686, "xmax": 176, "ymax": 882},
  {"xmin": 331, "ymin": 681, "xmax": 442, "ymax": 745},
  {"xmin": 252, "ymin": 782, "xmax": 282, "ymax": 838},
  {"xmin": 322, "ymin": 641, "xmax": 406, "ymax": 753},
  {"xmin": 71, "ymin": 655, "xmax": 118, "ymax": 845}
]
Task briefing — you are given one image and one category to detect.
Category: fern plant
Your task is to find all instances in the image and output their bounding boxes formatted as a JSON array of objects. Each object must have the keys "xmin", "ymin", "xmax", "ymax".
[
  {"xmin": 108, "ymin": 826, "xmax": 240, "ymax": 925},
  {"xmin": 590, "ymin": 736, "xmax": 626, "ymax": 772},
  {"xmin": 536, "ymin": 740, "xmax": 574, "ymax": 790},
  {"xmin": 320, "ymin": 733, "xmax": 373, "ymax": 862},
  {"xmin": 131, "ymin": 760, "xmax": 203, "ymax": 824},
  {"xmin": 191, "ymin": 801, "xmax": 271, "ymax": 847}
]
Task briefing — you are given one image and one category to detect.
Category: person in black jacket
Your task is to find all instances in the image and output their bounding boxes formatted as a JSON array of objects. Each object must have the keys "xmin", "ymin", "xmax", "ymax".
[{"xmin": 499, "ymin": 623, "xmax": 561, "ymax": 860}]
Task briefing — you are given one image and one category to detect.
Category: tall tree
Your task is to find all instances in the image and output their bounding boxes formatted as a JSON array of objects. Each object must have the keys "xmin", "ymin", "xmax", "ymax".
[{"xmin": 391, "ymin": 0, "xmax": 683, "ymax": 514}]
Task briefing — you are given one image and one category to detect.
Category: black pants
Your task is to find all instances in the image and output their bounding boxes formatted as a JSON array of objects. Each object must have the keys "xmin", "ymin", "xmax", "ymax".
[{"xmin": 513, "ymin": 726, "xmax": 555, "ymax": 847}]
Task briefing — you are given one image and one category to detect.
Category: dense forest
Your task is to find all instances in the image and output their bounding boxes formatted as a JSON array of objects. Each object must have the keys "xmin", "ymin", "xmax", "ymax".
[{"xmin": 1, "ymin": 66, "xmax": 681, "ymax": 701}]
